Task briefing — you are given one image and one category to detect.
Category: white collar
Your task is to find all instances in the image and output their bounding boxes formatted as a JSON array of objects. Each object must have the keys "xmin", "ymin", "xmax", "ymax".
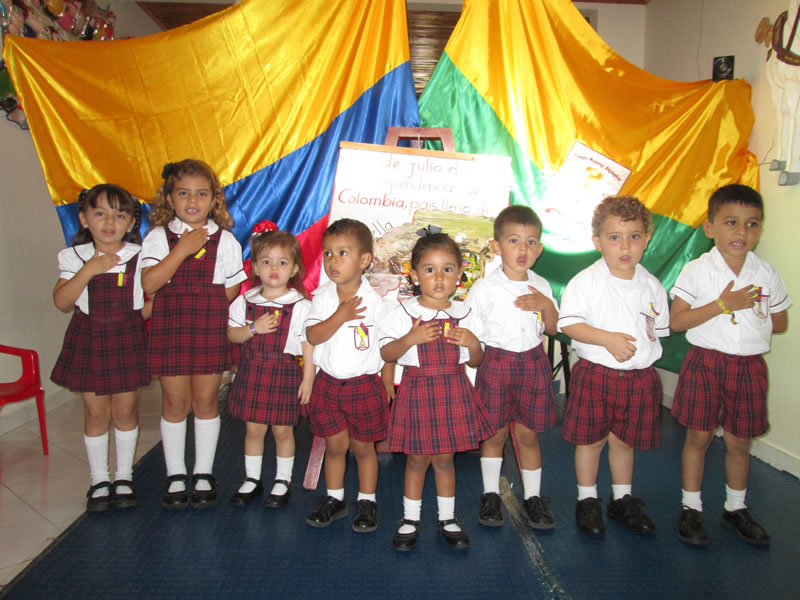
[
  {"xmin": 167, "ymin": 217, "xmax": 219, "ymax": 235},
  {"xmin": 74, "ymin": 242, "xmax": 141, "ymax": 264},
  {"xmin": 245, "ymin": 287, "xmax": 304, "ymax": 305},
  {"xmin": 400, "ymin": 296, "xmax": 471, "ymax": 319},
  {"xmin": 594, "ymin": 257, "xmax": 643, "ymax": 283},
  {"xmin": 709, "ymin": 246, "xmax": 756, "ymax": 277}
]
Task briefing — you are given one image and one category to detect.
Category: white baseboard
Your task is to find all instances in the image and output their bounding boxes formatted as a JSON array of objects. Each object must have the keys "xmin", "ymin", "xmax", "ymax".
[{"xmin": 751, "ymin": 439, "xmax": 800, "ymax": 479}]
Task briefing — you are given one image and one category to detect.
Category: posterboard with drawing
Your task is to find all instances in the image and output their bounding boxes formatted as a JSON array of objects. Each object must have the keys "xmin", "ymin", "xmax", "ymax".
[{"xmin": 325, "ymin": 142, "xmax": 512, "ymax": 302}]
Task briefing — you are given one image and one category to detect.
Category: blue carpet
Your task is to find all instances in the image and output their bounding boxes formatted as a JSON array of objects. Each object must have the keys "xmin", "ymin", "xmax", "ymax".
[{"xmin": 3, "ymin": 406, "xmax": 799, "ymax": 599}]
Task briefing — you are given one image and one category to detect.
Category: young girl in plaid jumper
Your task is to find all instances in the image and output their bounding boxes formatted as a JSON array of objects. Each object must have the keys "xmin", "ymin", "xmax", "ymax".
[
  {"xmin": 227, "ymin": 222, "xmax": 315, "ymax": 508},
  {"xmin": 52, "ymin": 184, "xmax": 150, "ymax": 512},
  {"xmin": 380, "ymin": 231, "xmax": 494, "ymax": 551},
  {"xmin": 142, "ymin": 159, "xmax": 247, "ymax": 509}
]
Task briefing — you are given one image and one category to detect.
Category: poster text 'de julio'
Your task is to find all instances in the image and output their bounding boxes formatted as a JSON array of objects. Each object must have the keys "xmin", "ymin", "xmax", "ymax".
[{"xmin": 327, "ymin": 142, "xmax": 512, "ymax": 302}]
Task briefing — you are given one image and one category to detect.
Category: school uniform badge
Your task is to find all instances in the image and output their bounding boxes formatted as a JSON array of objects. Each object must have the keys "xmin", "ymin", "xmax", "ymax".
[
  {"xmin": 352, "ymin": 322, "xmax": 370, "ymax": 350},
  {"xmin": 752, "ymin": 286, "xmax": 769, "ymax": 319},
  {"xmin": 642, "ymin": 302, "xmax": 660, "ymax": 342}
]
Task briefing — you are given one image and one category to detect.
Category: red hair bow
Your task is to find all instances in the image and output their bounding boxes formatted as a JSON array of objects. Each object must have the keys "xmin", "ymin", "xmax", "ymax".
[{"xmin": 252, "ymin": 220, "xmax": 278, "ymax": 235}]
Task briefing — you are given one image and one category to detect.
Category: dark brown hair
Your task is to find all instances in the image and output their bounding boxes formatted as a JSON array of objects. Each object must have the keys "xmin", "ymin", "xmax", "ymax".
[
  {"xmin": 707, "ymin": 184, "xmax": 763, "ymax": 221},
  {"xmin": 408, "ymin": 232, "xmax": 462, "ymax": 297},
  {"xmin": 73, "ymin": 184, "xmax": 141, "ymax": 246},
  {"xmin": 323, "ymin": 218, "xmax": 373, "ymax": 255},
  {"xmin": 493, "ymin": 204, "xmax": 543, "ymax": 240}
]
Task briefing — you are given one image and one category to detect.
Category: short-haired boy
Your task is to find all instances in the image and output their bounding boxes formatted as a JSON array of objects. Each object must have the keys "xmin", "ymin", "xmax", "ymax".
[
  {"xmin": 558, "ymin": 195, "xmax": 669, "ymax": 537},
  {"xmin": 304, "ymin": 218, "xmax": 395, "ymax": 532},
  {"xmin": 466, "ymin": 205, "xmax": 560, "ymax": 529},
  {"xmin": 670, "ymin": 184, "xmax": 790, "ymax": 546}
]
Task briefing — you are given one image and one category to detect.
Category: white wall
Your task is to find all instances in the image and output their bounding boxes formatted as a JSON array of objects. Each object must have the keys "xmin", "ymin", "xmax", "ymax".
[
  {"xmin": 0, "ymin": 2, "xmax": 160, "ymax": 434},
  {"xmin": 646, "ymin": 0, "xmax": 800, "ymax": 476},
  {"xmin": 574, "ymin": 1, "xmax": 646, "ymax": 68}
]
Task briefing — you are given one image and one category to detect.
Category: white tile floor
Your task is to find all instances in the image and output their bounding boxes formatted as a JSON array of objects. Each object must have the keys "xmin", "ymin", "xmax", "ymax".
[{"xmin": 0, "ymin": 380, "xmax": 163, "ymax": 587}]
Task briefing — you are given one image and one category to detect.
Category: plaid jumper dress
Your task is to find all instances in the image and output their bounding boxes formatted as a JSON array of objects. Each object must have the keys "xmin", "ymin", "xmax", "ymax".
[
  {"xmin": 52, "ymin": 251, "xmax": 149, "ymax": 395},
  {"xmin": 147, "ymin": 228, "xmax": 233, "ymax": 375},
  {"xmin": 388, "ymin": 316, "xmax": 495, "ymax": 455},
  {"xmin": 227, "ymin": 301, "xmax": 302, "ymax": 425}
]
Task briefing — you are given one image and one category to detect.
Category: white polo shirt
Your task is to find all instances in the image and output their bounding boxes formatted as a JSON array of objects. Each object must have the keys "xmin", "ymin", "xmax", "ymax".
[
  {"xmin": 304, "ymin": 277, "xmax": 394, "ymax": 378},
  {"xmin": 379, "ymin": 297, "xmax": 486, "ymax": 367},
  {"xmin": 141, "ymin": 217, "xmax": 247, "ymax": 288},
  {"xmin": 57, "ymin": 242, "xmax": 144, "ymax": 314},
  {"xmin": 228, "ymin": 287, "xmax": 311, "ymax": 356},
  {"xmin": 670, "ymin": 247, "xmax": 791, "ymax": 356},
  {"xmin": 558, "ymin": 259, "xmax": 669, "ymax": 370},
  {"xmin": 465, "ymin": 267, "xmax": 557, "ymax": 352}
]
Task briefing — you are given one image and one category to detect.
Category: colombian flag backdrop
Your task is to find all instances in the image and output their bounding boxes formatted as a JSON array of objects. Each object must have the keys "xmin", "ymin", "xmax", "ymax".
[
  {"xmin": 418, "ymin": 0, "xmax": 759, "ymax": 371},
  {"xmin": 4, "ymin": 0, "xmax": 420, "ymax": 287}
]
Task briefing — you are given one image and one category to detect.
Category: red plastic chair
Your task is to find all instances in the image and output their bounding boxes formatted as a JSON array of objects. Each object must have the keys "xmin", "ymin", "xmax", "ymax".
[{"xmin": 0, "ymin": 344, "xmax": 49, "ymax": 455}]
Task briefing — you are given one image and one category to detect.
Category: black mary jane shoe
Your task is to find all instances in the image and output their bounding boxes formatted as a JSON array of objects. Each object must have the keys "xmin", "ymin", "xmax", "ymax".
[
  {"xmin": 191, "ymin": 473, "xmax": 218, "ymax": 508},
  {"xmin": 111, "ymin": 479, "xmax": 137, "ymax": 510},
  {"xmin": 162, "ymin": 474, "xmax": 189, "ymax": 510},
  {"xmin": 392, "ymin": 519, "xmax": 421, "ymax": 551},
  {"xmin": 437, "ymin": 518, "xmax": 470, "ymax": 550},
  {"xmin": 86, "ymin": 481, "xmax": 113, "ymax": 512},
  {"xmin": 230, "ymin": 478, "xmax": 264, "ymax": 506},
  {"xmin": 264, "ymin": 479, "xmax": 291, "ymax": 509}
]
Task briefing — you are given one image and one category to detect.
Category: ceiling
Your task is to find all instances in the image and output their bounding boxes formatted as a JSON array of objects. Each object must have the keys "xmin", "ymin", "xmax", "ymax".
[{"xmin": 136, "ymin": 1, "xmax": 648, "ymax": 31}]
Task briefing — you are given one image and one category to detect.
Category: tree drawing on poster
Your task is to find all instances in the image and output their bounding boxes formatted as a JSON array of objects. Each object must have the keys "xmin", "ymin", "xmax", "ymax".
[{"xmin": 327, "ymin": 142, "xmax": 512, "ymax": 301}]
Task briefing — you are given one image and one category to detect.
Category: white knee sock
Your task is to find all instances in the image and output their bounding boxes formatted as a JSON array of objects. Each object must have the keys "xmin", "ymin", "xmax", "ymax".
[
  {"xmin": 437, "ymin": 495, "xmax": 461, "ymax": 532},
  {"xmin": 522, "ymin": 468, "xmax": 542, "ymax": 499},
  {"xmin": 238, "ymin": 454, "xmax": 262, "ymax": 494},
  {"xmin": 160, "ymin": 417, "xmax": 187, "ymax": 493},
  {"xmin": 398, "ymin": 496, "xmax": 422, "ymax": 534},
  {"xmin": 193, "ymin": 416, "xmax": 221, "ymax": 491},
  {"xmin": 480, "ymin": 457, "xmax": 503, "ymax": 494},
  {"xmin": 85, "ymin": 432, "xmax": 110, "ymax": 496},
  {"xmin": 114, "ymin": 427, "xmax": 139, "ymax": 495}
]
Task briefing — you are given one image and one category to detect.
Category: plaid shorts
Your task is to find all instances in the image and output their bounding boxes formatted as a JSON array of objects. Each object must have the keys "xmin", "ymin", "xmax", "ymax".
[
  {"xmin": 309, "ymin": 371, "xmax": 389, "ymax": 442},
  {"xmin": 672, "ymin": 346, "xmax": 768, "ymax": 438},
  {"xmin": 475, "ymin": 345, "xmax": 557, "ymax": 432},
  {"xmin": 561, "ymin": 359, "xmax": 662, "ymax": 450}
]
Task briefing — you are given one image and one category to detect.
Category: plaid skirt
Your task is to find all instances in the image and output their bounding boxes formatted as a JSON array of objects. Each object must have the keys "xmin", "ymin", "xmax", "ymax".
[
  {"xmin": 388, "ymin": 363, "xmax": 496, "ymax": 455},
  {"xmin": 672, "ymin": 346, "xmax": 768, "ymax": 438},
  {"xmin": 228, "ymin": 353, "xmax": 302, "ymax": 425},
  {"xmin": 51, "ymin": 310, "xmax": 149, "ymax": 395}
]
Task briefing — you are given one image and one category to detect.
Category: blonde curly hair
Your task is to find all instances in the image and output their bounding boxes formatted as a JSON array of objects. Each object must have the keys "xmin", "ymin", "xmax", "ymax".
[
  {"xmin": 148, "ymin": 159, "xmax": 234, "ymax": 230},
  {"xmin": 591, "ymin": 195, "xmax": 652, "ymax": 237}
]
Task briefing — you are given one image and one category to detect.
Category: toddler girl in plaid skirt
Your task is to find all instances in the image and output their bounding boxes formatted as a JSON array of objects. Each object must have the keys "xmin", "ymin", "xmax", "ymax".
[
  {"xmin": 227, "ymin": 222, "xmax": 315, "ymax": 508},
  {"xmin": 52, "ymin": 184, "xmax": 151, "ymax": 512},
  {"xmin": 142, "ymin": 159, "xmax": 247, "ymax": 509},
  {"xmin": 380, "ymin": 231, "xmax": 494, "ymax": 551}
]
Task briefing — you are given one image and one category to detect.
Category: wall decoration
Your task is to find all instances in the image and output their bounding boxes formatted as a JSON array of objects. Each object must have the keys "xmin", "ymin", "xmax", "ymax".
[{"xmin": 756, "ymin": 2, "xmax": 800, "ymax": 185}]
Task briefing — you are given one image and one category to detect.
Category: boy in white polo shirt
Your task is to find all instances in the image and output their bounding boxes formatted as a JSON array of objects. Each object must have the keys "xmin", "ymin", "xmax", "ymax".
[
  {"xmin": 466, "ymin": 205, "xmax": 560, "ymax": 529},
  {"xmin": 304, "ymin": 219, "xmax": 395, "ymax": 533},
  {"xmin": 558, "ymin": 196, "xmax": 669, "ymax": 537},
  {"xmin": 670, "ymin": 184, "xmax": 790, "ymax": 547}
]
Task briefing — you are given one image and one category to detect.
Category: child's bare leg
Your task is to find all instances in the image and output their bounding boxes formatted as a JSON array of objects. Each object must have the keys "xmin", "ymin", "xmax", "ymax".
[
  {"xmin": 575, "ymin": 437, "xmax": 606, "ymax": 487},
  {"xmin": 431, "ymin": 453, "xmax": 456, "ymax": 497},
  {"xmin": 607, "ymin": 432, "xmax": 633, "ymax": 487},
  {"xmin": 110, "ymin": 392, "xmax": 138, "ymax": 431},
  {"xmin": 681, "ymin": 429, "xmax": 714, "ymax": 491},
  {"xmin": 515, "ymin": 424, "xmax": 542, "ymax": 471},
  {"xmin": 83, "ymin": 392, "xmax": 112, "ymax": 436},
  {"xmin": 190, "ymin": 373, "xmax": 222, "ymax": 418},
  {"xmin": 244, "ymin": 422, "xmax": 268, "ymax": 457},
  {"xmin": 480, "ymin": 424, "xmax": 509, "ymax": 458},
  {"xmin": 723, "ymin": 431, "xmax": 751, "ymax": 492},
  {"xmin": 323, "ymin": 429, "xmax": 350, "ymax": 491},
  {"xmin": 160, "ymin": 375, "xmax": 192, "ymax": 421},
  {"xmin": 404, "ymin": 454, "xmax": 432, "ymax": 500},
  {"xmin": 272, "ymin": 425, "xmax": 295, "ymax": 458},
  {"xmin": 720, "ymin": 431, "xmax": 769, "ymax": 544},
  {"xmin": 350, "ymin": 438, "xmax": 378, "ymax": 494}
]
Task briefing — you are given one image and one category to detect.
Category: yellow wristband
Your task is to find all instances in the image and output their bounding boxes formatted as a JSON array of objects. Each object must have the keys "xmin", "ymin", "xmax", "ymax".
[{"xmin": 715, "ymin": 298, "xmax": 731, "ymax": 314}]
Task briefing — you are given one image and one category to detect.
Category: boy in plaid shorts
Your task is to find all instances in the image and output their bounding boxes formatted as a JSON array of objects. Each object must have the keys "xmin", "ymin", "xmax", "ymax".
[
  {"xmin": 558, "ymin": 196, "xmax": 669, "ymax": 537},
  {"xmin": 670, "ymin": 184, "xmax": 790, "ymax": 546},
  {"xmin": 466, "ymin": 205, "xmax": 560, "ymax": 529},
  {"xmin": 303, "ymin": 219, "xmax": 395, "ymax": 532}
]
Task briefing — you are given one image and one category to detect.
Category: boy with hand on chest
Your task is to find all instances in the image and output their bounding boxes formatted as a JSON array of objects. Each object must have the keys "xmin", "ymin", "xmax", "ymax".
[
  {"xmin": 303, "ymin": 218, "xmax": 395, "ymax": 533},
  {"xmin": 558, "ymin": 195, "xmax": 669, "ymax": 537},
  {"xmin": 466, "ymin": 205, "xmax": 560, "ymax": 530},
  {"xmin": 670, "ymin": 184, "xmax": 790, "ymax": 547}
]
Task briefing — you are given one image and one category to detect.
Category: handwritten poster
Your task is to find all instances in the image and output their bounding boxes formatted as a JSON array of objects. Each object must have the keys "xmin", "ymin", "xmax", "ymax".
[{"xmin": 326, "ymin": 142, "xmax": 512, "ymax": 302}]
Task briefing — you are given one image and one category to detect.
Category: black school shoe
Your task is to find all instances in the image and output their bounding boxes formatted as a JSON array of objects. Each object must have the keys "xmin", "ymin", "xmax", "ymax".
[
  {"xmin": 722, "ymin": 508, "xmax": 771, "ymax": 546},
  {"xmin": 264, "ymin": 479, "xmax": 291, "ymax": 508},
  {"xmin": 230, "ymin": 478, "xmax": 263, "ymax": 506},
  {"xmin": 111, "ymin": 480, "xmax": 137, "ymax": 510},
  {"xmin": 191, "ymin": 474, "xmax": 218, "ymax": 508},
  {"xmin": 523, "ymin": 496, "xmax": 555, "ymax": 530},
  {"xmin": 677, "ymin": 507, "xmax": 708, "ymax": 546},
  {"xmin": 575, "ymin": 497, "xmax": 605, "ymax": 536},
  {"xmin": 352, "ymin": 500, "xmax": 378, "ymax": 532},
  {"xmin": 392, "ymin": 519, "xmax": 421, "ymax": 551},
  {"xmin": 437, "ymin": 518, "xmax": 470, "ymax": 550},
  {"xmin": 306, "ymin": 495, "xmax": 348, "ymax": 527},
  {"xmin": 162, "ymin": 474, "xmax": 189, "ymax": 510},
  {"xmin": 607, "ymin": 495, "xmax": 655, "ymax": 533},
  {"xmin": 86, "ymin": 481, "xmax": 113, "ymax": 512},
  {"xmin": 479, "ymin": 492, "xmax": 504, "ymax": 527}
]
